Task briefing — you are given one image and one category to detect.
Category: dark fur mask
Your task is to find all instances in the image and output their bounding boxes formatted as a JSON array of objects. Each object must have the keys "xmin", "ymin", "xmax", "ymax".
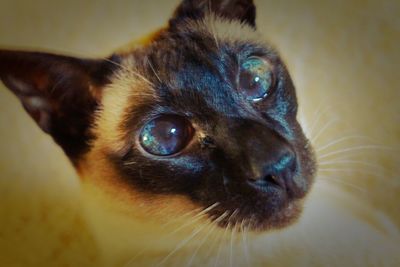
[{"xmin": 0, "ymin": 0, "xmax": 316, "ymax": 231}]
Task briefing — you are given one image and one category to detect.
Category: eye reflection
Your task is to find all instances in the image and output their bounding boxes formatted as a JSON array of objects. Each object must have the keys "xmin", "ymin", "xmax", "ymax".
[
  {"xmin": 240, "ymin": 56, "xmax": 274, "ymax": 101},
  {"xmin": 139, "ymin": 115, "xmax": 193, "ymax": 156}
]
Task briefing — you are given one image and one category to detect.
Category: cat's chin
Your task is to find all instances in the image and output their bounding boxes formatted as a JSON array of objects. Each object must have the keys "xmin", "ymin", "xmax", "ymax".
[
  {"xmin": 208, "ymin": 197, "xmax": 304, "ymax": 232},
  {"xmin": 213, "ymin": 200, "xmax": 303, "ymax": 232},
  {"xmin": 249, "ymin": 200, "xmax": 304, "ymax": 232},
  {"xmin": 204, "ymin": 170, "xmax": 313, "ymax": 232}
]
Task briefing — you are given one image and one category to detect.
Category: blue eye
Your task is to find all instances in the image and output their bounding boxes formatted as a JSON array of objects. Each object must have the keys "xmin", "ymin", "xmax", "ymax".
[
  {"xmin": 139, "ymin": 115, "xmax": 194, "ymax": 156},
  {"xmin": 240, "ymin": 57, "xmax": 274, "ymax": 102}
]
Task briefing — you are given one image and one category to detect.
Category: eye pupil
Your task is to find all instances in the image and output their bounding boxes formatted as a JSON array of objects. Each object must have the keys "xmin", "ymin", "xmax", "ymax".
[
  {"xmin": 139, "ymin": 115, "xmax": 193, "ymax": 156},
  {"xmin": 240, "ymin": 57, "xmax": 274, "ymax": 101}
]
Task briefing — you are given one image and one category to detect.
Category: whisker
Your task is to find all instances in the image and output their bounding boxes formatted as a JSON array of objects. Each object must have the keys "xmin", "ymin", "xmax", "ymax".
[
  {"xmin": 214, "ymin": 220, "xmax": 230, "ymax": 267},
  {"xmin": 308, "ymin": 105, "xmax": 334, "ymax": 137},
  {"xmin": 316, "ymin": 135, "xmax": 371, "ymax": 153},
  {"xmin": 309, "ymin": 101, "xmax": 325, "ymax": 125},
  {"xmin": 311, "ymin": 117, "xmax": 339, "ymax": 144},
  {"xmin": 203, "ymin": 202, "xmax": 221, "ymax": 212},
  {"xmin": 230, "ymin": 222, "xmax": 237, "ymax": 267},
  {"xmin": 123, "ymin": 161, "xmax": 136, "ymax": 166},
  {"xmin": 214, "ymin": 211, "xmax": 230, "ymax": 224},
  {"xmin": 318, "ymin": 159, "xmax": 383, "ymax": 170},
  {"xmin": 165, "ymin": 202, "xmax": 219, "ymax": 237},
  {"xmin": 103, "ymin": 57, "xmax": 155, "ymax": 87},
  {"xmin": 202, "ymin": 227, "xmax": 222, "ymax": 265},
  {"xmin": 123, "ymin": 203, "xmax": 219, "ymax": 267},
  {"xmin": 317, "ymin": 154, "xmax": 378, "ymax": 163},
  {"xmin": 318, "ymin": 175, "xmax": 367, "ymax": 193},
  {"xmin": 317, "ymin": 145, "xmax": 396, "ymax": 160},
  {"xmin": 242, "ymin": 220, "xmax": 250, "ymax": 266},
  {"xmin": 185, "ymin": 212, "xmax": 228, "ymax": 267},
  {"xmin": 146, "ymin": 57, "xmax": 162, "ymax": 84},
  {"xmin": 185, "ymin": 222, "xmax": 215, "ymax": 267},
  {"xmin": 160, "ymin": 207, "xmax": 203, "ymax": 228},
  {"xmin": 156, "ymin": 223, "xmax": 210, "ymax": 266},
  {"xmin": 319, "ymin": 167, "xmax": 382, "ymax": 176},
  {"xmin": 202, "ymin": 212, "xmax": 229, "ymax": 265}
]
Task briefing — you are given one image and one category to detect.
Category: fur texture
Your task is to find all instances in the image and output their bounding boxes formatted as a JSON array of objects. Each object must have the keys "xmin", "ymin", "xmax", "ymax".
[{"xmin": 0, "ymin": 1, "xmax": 399, "ymax": 267}]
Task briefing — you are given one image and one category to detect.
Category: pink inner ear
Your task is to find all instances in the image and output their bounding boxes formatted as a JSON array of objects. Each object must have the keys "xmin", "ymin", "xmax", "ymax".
[
  {"xmin": 22, "ymin": 96, "xmax": 52, "ymax": 133},
  {"xmin": 5, "ymin": 75, "xmax": 33, "ymax": 94},
  {"xmin": 0, "ymin": 50, "xmax": 117, "ymax": 161},
  {"xmin": 4, "ymin": 75, "xmax": 52, "ymax": 133}
]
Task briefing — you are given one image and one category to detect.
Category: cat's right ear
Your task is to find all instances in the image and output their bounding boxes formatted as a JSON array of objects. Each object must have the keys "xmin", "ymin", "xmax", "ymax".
[
  {"xmin": 0, "ymin": 50, "xmax": 120, "ymax": 162},
  {"xmin": 170, "ymin": 0, "xmax": 256, "ymax": 28}
]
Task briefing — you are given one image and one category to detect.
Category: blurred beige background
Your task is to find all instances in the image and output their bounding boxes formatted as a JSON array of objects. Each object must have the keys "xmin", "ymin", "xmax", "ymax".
[{"xmin": 0, "ymin": 0, "xmax": 399, "ymax": 266}]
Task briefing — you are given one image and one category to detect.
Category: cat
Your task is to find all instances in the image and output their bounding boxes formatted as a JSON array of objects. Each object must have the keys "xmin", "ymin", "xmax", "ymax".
[{"xmin": 0, "ymin": 0, "xmax": 399, "ymax": 266}]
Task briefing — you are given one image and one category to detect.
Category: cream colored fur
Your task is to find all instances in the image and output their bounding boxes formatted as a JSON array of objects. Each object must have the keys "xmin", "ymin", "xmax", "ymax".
[{"xmin": 0, "ymin": 1, "xmax": 399, "ymax": 266}]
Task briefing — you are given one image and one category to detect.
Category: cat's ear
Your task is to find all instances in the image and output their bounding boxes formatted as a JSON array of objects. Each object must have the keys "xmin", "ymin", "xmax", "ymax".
[
  {"xmin": 170, "ymin": 0, "xmax": 256, "ymax": 27},
  {"xmin": 0, "ymin": 50, "xmax": 119, "ymax": 162}
]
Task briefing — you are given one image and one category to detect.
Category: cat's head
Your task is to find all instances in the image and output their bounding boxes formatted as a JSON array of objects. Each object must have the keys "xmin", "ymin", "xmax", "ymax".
[{"xmin": 0, "ymin": 0, "xmax": 316, "ymax": 231}]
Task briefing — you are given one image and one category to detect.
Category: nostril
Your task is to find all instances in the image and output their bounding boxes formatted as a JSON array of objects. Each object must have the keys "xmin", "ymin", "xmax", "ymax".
[
  {"xmin": 247, "ymin": 174, "xmax": 285, "ymax": 189},
  {"xmin": 246, "ymin": 152, "xmax": 296, "ymax": 192},
  {"xmin": 266, "ymin": 175, "xmax": 284, "ymax": 187}
]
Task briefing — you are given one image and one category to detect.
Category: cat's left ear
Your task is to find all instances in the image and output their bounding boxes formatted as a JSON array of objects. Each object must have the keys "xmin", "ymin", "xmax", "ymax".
[
  {"xmin": 170, "ymin": 0, "xmax": 256, "ymax": 28},
  {"xmin": 0, "ymin": 50, "xmax": 119, "ymax": 162}
]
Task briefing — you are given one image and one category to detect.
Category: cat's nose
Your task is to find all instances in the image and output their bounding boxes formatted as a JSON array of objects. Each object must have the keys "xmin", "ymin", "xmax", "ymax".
[
  {"xmin": 221, "ymin": 119, "xmax": 299, "ymax": 195},
  {"xmin": 246, "ymin": 151, "xmax": 296, "ymax": 192}
]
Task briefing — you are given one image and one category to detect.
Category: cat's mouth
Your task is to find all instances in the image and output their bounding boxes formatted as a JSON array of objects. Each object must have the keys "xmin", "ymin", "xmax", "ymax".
[{"xmin": 205, "ymin": 166, "xmax": 313, "ymax": 231}]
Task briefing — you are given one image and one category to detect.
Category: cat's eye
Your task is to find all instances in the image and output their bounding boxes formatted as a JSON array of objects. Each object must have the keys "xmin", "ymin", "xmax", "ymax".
[
  {"xmin": 139, "ymin": 115, "xmax": 194, "ymax": 156},
  {"xmin": 239, "ymin": 57, "xmax": 274, "ymax": 102}
]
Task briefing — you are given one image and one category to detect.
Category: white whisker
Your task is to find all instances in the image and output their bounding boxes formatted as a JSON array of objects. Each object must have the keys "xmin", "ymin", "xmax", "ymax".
[
  {"xmin": 156, "ymin": 223, "xmax": 209, "ymax": 266},
  {"xmin": 214, "ymin": 220, "xmax": 230, "ymax": 267},
  {"xmin": 160, "ymin": 207, "xmax": 203, "ymax": 228},
  {"xmin": 202, "ymin": 212, "xmax": 229, "ymax": 264},
  {"xmin": 165, "ymin": 202, "xmax": 219, "ymax": 237},
  {"xmin": 319, "ymin": 167, "xmax": 382, "ymax": 176},
  {"xmin": 104, "ymin": 57, "xmax": 155, "ymax": 87},
  {"xmin": 309, "ymin": 105, "xmax": 333, "ymax": 137},
  {"xmin": 318, "ymin": 145, "xmax": 395, "ymax": 160},
  {"xmin": 319, "ymin": 175, "xmax": 367, "ymax": 193},
  {"xmin": 185, "ymin": 222, "xmax": 215, "ymax": 267},
  {"xmin": 185, "ymin": 212, "xmax": 228, "ymax": 267},
  {"xmin": 123, "ymin": 203, "xmax": 219, "ymax": 267},
  {"xmin": 309, "ymin": 101, "xmax": 326, "ymax": 125},
  {"xmin": 230, "ymin": 223, "xmax": 237, "ymax": 267},
  {"xmin": 146, "ymin": 57, "xmax": 162, "ymax": 84},
  {"xmin": 242, "ymin": 221, "xmax": 250, "ymax": 266},
  {"xmin": 316, "ymin": 135, "xmax": 371, "ymax": 153},
  {"xmin": 318, "ymin": 159, "xmax": 383, "ymax": 170},
  {"xmin": 311, "ymin": 118, "xmax": 339, "ymax": 144}
]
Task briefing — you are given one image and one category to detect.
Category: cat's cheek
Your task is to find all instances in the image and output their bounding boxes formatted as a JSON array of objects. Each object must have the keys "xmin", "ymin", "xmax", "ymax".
[{"xmin": 77, "ymin": 148, "xmax": 202, "ymax": 225}]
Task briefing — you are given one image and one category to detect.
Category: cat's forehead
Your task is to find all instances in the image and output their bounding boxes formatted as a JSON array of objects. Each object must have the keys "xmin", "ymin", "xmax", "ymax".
[
  {"xmin": 141, "ymin": 15, "xmax": 278, "ymax": 68},
  {"xmin": 123, "ymin": 16, "xmax": 278, "ymax": 108}
]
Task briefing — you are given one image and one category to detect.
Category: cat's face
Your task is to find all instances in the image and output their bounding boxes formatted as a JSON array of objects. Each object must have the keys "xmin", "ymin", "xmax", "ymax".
[{"xmin": 0, "ymin": 0, "xmax": 315, "ymax": 231}]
